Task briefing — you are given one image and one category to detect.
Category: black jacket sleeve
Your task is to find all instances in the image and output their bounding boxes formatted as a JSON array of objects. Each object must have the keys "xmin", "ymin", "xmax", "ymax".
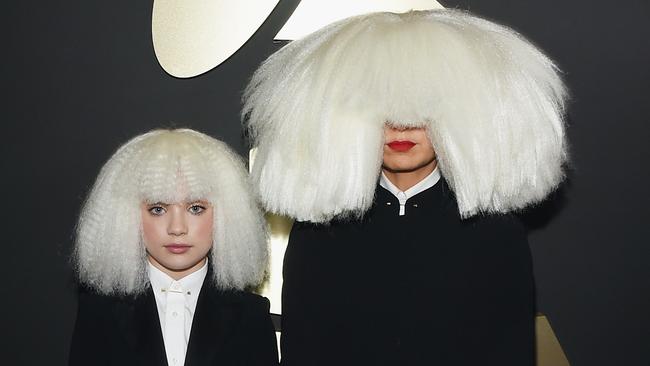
[
  {"xmin": 68, "ymin": 289, "xmax": 110, "ymax": 366},
  {"xmin": 244, "ymin": 295, "xmax": 279, "ymax": 366},
  {"xmin": 463, "ymin": 215, "xmax": 536, "ymax": 366}
]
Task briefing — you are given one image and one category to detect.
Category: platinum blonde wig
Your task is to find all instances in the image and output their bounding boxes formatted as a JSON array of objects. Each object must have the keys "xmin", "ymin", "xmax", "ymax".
[
  {"xmin": 74, "ymin": 129, "xmax": 268, "ymax": 295},
  {"xmin": 243, "ymin": 9, "xmax": 568, "ymax": 222}
]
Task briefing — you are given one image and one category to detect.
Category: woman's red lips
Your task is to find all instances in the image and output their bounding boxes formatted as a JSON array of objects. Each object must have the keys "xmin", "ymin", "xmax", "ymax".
[
  {"xmin": 387, "ymin": 140, "xmax": 416, "ymax": 152},
  {"xmin": 165, "ymin": 244, "xmax": 191, "ymax": 254}
]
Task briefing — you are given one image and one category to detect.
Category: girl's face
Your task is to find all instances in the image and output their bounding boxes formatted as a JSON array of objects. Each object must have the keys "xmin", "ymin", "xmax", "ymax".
[{"xmin": 141, "ymin": 200, "xmax": 214, "ymax": 280}]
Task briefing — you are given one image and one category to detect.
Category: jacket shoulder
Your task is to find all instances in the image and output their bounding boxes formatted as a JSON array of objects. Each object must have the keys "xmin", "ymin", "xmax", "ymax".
[{"xmin": 212, "ymin": 288, "xmax": 270, "ymax": 310}]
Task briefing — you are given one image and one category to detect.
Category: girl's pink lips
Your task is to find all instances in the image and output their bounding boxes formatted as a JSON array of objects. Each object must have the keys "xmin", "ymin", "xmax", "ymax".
[
  {"xmin": 165, "ymin": 244, "xmax": 191, "ymax": 254},
  {"xmin": 387, "ymin": 140, "xmax": 416, "ymax": 152}
]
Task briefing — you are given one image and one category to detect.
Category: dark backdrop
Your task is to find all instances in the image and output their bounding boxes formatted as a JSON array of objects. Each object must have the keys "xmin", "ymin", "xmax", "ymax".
[{"xmin": 4, "ymin": 1, "xmax": 649, "ymax": 365}]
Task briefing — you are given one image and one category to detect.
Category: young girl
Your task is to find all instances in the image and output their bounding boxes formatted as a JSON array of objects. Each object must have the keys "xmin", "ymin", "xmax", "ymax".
[{"xmin": 69, "ymin": 129, "xmax": 278, "ymax": 366}]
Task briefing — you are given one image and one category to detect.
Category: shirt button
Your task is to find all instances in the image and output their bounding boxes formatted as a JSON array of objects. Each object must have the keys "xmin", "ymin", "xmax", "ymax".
[{"xmin": 172, "ymin": 311, "xmax": 178, "ymax": 317}]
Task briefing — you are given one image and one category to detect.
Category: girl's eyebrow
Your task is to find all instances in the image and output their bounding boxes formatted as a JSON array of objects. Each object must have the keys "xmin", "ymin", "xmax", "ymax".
[{"xmin": 145, "ymin": 201, "xmax": 210, "ymax": 206}]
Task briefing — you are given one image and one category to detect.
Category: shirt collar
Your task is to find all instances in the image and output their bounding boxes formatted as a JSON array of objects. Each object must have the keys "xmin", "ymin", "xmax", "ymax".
[
  {"xmin": 380, "ymin": 166, "xmax": 441, "ymax": 202},
  {"xmin": 148, "ymin": 259, "xmax": 208, "ymax": 306}
]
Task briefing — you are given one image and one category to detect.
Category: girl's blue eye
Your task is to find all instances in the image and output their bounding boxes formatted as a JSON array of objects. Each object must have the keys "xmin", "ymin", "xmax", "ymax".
[
  {"xmin": 189, "ymin": 204, "xmax": 206, "ymax": 215},
  {"xmin": 148, "ymin": 206, "xmax": 166, "ymax": 216}
]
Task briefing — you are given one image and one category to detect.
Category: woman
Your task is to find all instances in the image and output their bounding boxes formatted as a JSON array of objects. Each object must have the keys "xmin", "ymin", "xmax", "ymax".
[
  {"xmin": 243, "ymin": 9, "xmax": 568, "ymax": 365},
  {"xmin": 69, "ymin": 129, "xmax": 278, "ymax": 366}
]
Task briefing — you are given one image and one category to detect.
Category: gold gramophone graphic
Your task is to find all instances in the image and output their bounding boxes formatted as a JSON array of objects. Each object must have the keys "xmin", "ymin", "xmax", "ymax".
[{"xmin": 152, "ymin": 1, "xmax": 570, "ymax": 364}]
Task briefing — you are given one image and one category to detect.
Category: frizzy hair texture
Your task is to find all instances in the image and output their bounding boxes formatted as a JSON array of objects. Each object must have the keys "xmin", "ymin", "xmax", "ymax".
[
  {"xmin": 243, "ymin": 9, "xmax": 568, "ymax": 222},
  {"xmin": 74, "ymin": 129, "xmax": 268, "ymax": 295}
]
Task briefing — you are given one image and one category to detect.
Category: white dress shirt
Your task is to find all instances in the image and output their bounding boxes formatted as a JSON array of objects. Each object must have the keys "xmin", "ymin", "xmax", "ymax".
[
  {"xmin": 148, "ymin": 260, "xmax": 208, "ymax": 366},
  {"xmin": 379, "ymin": 167, "xmax": 442, "ymax": 216}
]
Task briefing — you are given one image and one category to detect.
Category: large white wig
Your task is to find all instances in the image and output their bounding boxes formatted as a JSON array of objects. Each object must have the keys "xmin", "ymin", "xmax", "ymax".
[
  {"xmin": 243, "ymin": 9, "xmax": 568, "ymax": 222},
  {"xmin": 74, "ymin": 129, "xmax": 268, "ymax": 295}
]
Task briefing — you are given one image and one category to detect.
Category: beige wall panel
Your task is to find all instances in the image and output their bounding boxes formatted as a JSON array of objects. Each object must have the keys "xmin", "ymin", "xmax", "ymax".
[
  {"xmin": 276, "ymin": 0, "xmax": 443, "ymax": 40},
  {"xmin": 152, "ymin": 0, "xmax": 279, "ymax": 78}
]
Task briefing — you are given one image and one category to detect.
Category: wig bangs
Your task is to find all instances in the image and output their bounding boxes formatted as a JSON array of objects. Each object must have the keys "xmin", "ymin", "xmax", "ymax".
[{"xmin": 135, "ymin": 133, "xmax": 216, "ymax": 205}]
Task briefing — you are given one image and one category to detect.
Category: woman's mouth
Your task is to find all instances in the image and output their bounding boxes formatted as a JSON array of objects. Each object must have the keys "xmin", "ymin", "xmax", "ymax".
[
  {"xmin": 387, "ymin": 141, "xmax": 416, "ymax": 152},
  {"xmin": 164, "ymin": 244, "xmax": 191, "ymax": 254}
]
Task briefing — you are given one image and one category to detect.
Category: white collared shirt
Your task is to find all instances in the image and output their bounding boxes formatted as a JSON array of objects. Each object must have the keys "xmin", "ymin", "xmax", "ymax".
[
  {"xmin": 148, "ymin": 260, "xmax": 208, "ymax": 366},
  {"xmin": 379, "ymin": 167, "xmax": 442, "ymax": 216}
]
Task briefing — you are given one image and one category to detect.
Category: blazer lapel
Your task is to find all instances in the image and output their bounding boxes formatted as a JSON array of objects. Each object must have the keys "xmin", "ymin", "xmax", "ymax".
[
  {"xmin": 185, "ymin": 286, "xmax": 243, "ymax": 366},
  {"xmin": 115, "ymin": 289, "xmax": 168, "ymax": 365}
]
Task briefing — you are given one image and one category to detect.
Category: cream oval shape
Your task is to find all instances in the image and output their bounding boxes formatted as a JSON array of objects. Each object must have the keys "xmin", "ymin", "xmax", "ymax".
[{"xmin": 152, "ymin": 0, "xmax": 279, "ymax": 78}]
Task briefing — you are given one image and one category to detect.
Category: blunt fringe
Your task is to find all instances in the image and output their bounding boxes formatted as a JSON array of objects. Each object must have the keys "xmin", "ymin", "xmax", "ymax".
[
  {"xmin": 243, "ymin": 9, "xmax": 568, "ymax": 222},
  {"xmin": 74, "ymin": 129, "xmax": 268, "ymax": 295}
]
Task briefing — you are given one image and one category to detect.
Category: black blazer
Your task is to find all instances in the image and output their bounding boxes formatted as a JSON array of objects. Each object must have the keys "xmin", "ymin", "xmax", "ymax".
[
  {"xmin": 281, "ymin": 183, "xmax": 535, "ymax": 366},
  {"xmin": 69, "ymin": 280, "xmax": 278, "ymax": 366}
]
